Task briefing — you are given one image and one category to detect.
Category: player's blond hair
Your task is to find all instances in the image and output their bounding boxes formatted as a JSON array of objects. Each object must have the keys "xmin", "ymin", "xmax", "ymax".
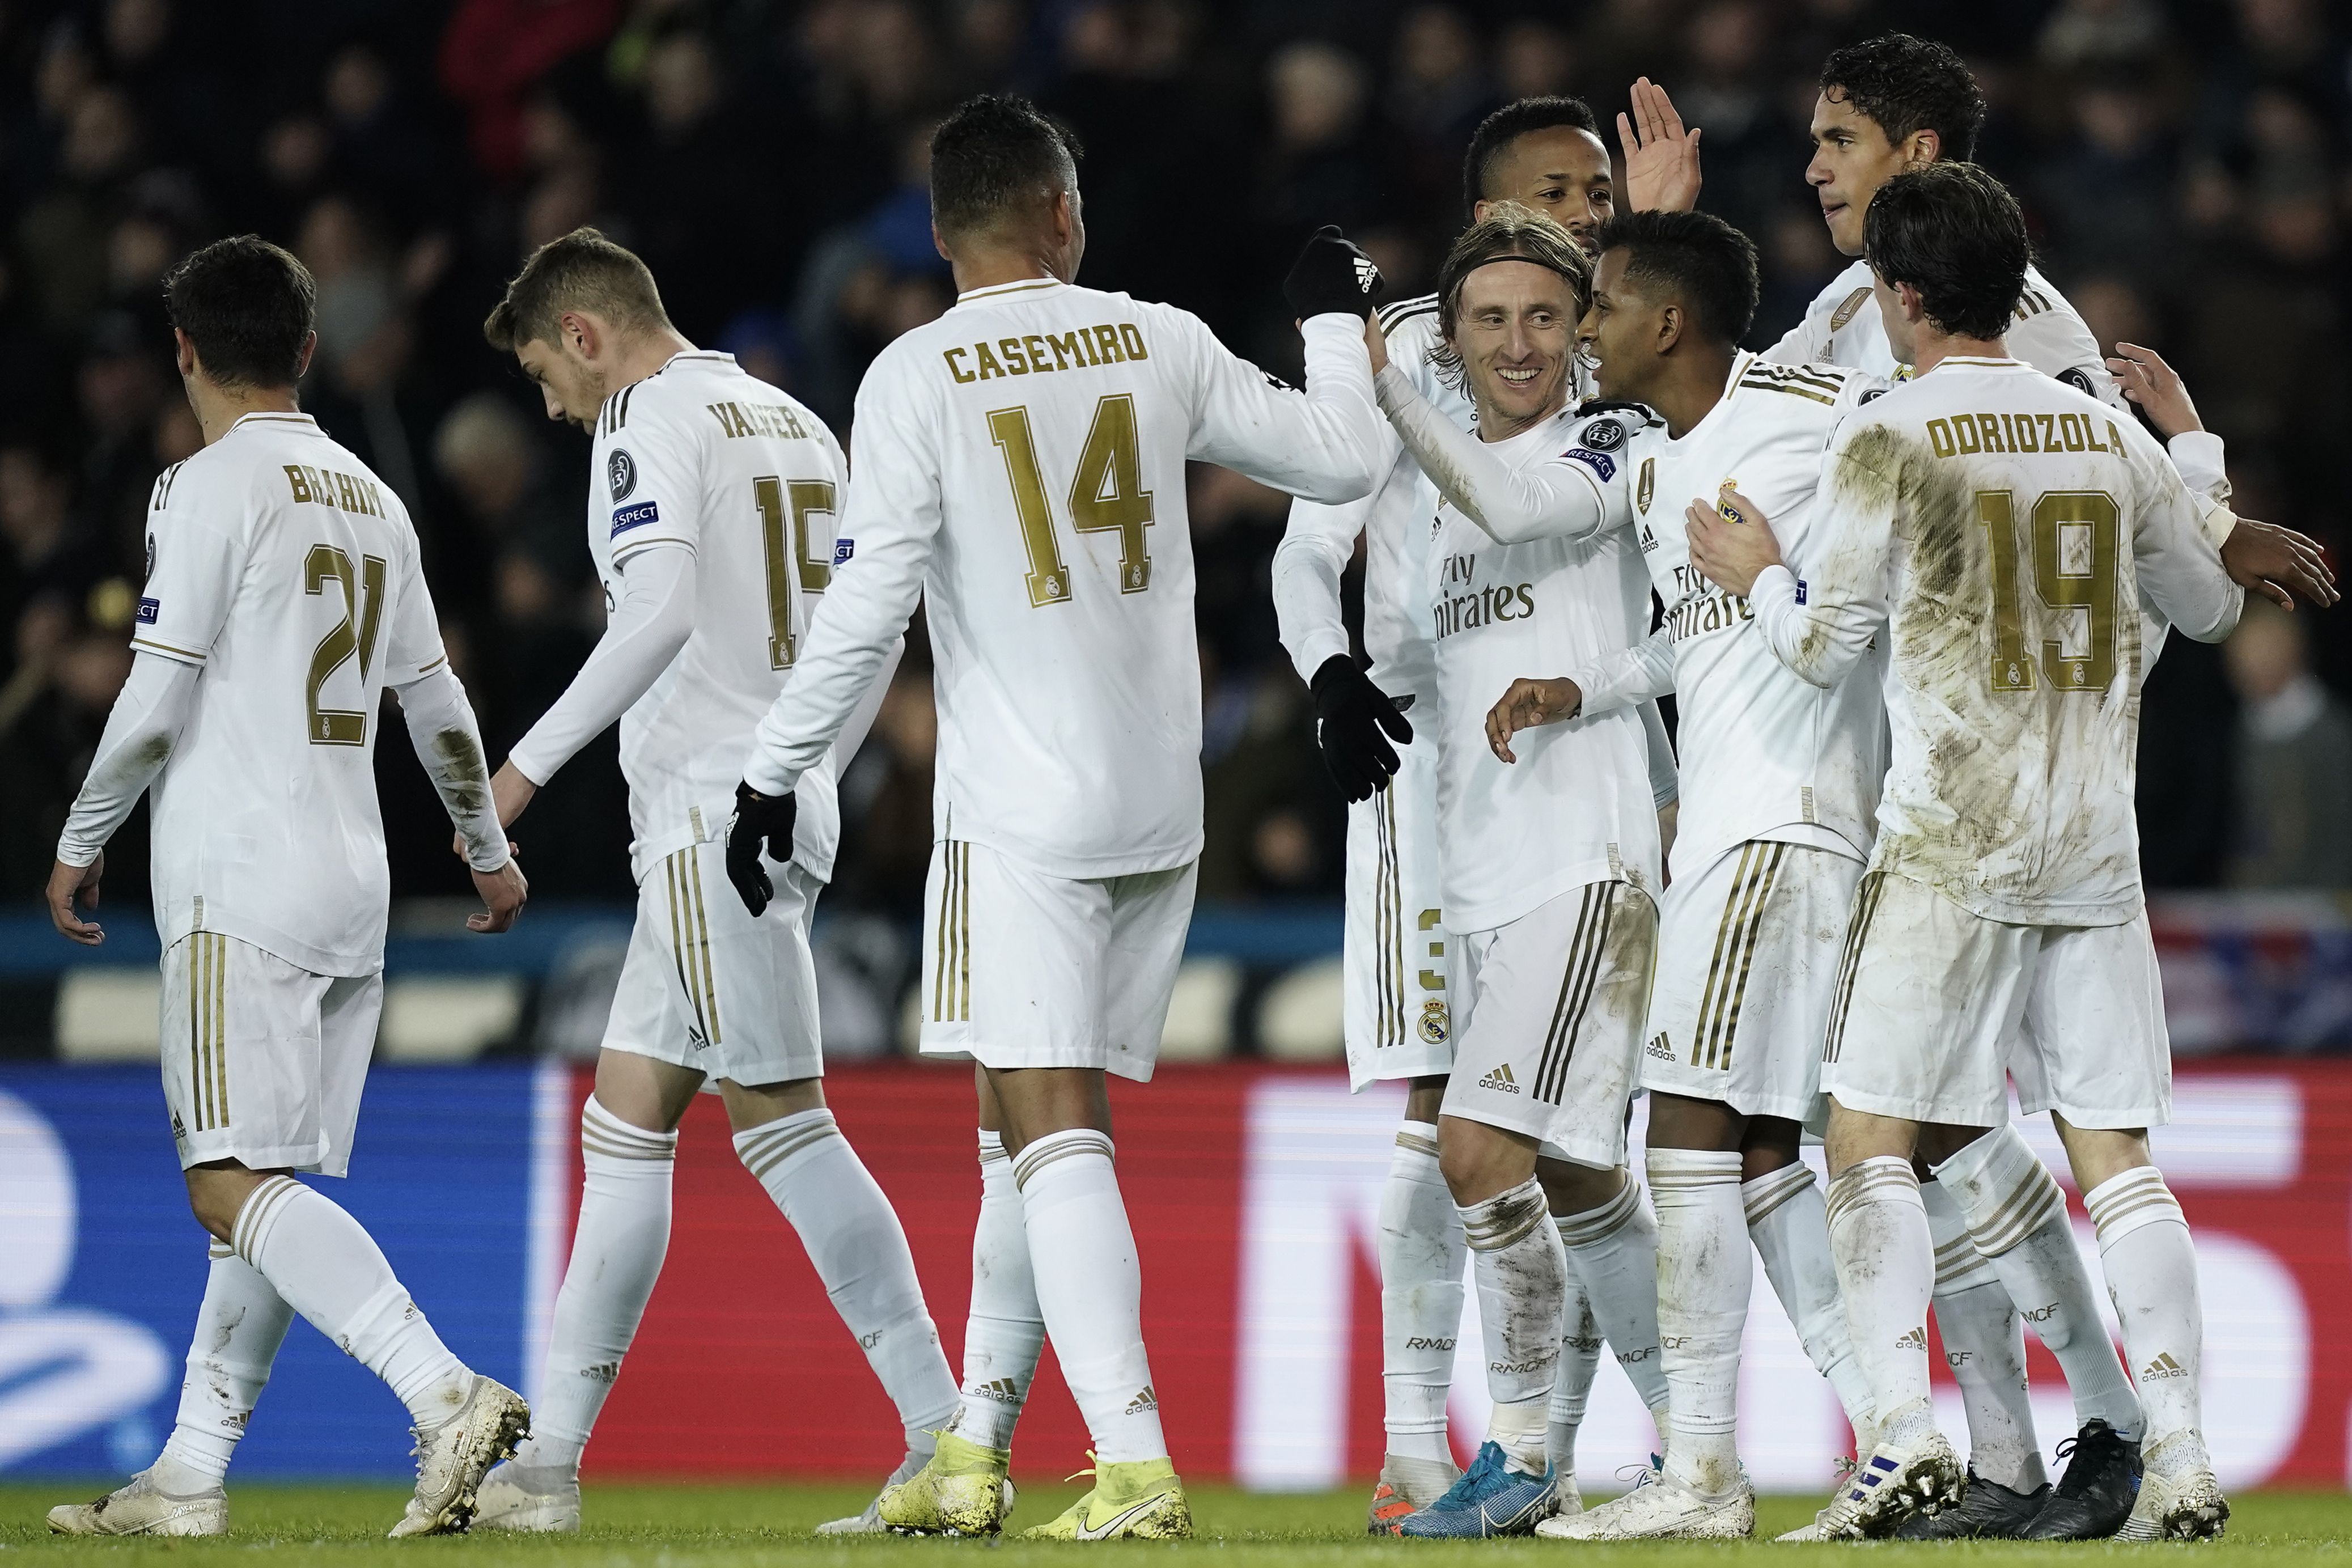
[
  {"xmin": 482, "ymin": 226, "xmax": 670, "ymax": 352},
  {"xmin": 1429, "ymin": 202, "xmax": 1592, "ymax": 390}
]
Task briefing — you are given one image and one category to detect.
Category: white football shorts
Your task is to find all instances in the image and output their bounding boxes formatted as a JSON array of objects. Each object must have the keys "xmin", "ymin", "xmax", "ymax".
[
  {"xmin": 918, "ymin": 837, "xmax": 1196, "ymax": 1083},
  {"xmin": 1639, "ymin": 838, "xmax": 1864, "ymax": 1121},
  {"xmin": 161, "ymin": 932, "xmax": 382, "ymax": 1177},
  {"xmin": 1442, "ymin": 879, "xmax": 1657, "ymax": 1169},
  {"xmin": 604, "ymin": 836, "xmax": 824, "ymax": 1088},
  {"xmin": 1820, "ymin": 871, "xmax": 2171, "ymax": 1131},
  {"xmin": 1343, "ymin": 736, "xmax": 1452, "ymax": 1090}
]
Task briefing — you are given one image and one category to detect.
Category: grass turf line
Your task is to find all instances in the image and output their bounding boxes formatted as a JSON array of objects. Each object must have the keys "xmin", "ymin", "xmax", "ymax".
[{"xmin": 7, "ymin": 1484, "xmax": 2352, "ymax": 1558}]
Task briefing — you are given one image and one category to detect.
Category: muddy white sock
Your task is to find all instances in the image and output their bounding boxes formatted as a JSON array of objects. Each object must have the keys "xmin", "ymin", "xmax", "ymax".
[
  {"xmin": 1556, "ymin": 1177, "xmax": 1670, "ymax": 1430},
  {"xmin": 946, "ymin": 1130, "xmax": 1044, "ymax": 1452},
  {"xmin": 1937, "ymin": 1126, "xmax": 2141, "ymax": 1440},
  {"xmin": 1650, "ymin": 1149, "xmax": 1746, "ymax": 1495},
  {"xmin": 1745, "ymin": 1161, "xmax": 1879, "ymax": 1453},
  {"xmin": 1923, "ymin": 1180, "xmax": 2043, "ymax": 1491},
  {"xmin": 155, "ymin": 1239, "xmax": 292, "ymax": 1488},
  {"xmin": 1380, "ymin": 1121, "xmax": 1464, "ymax": 1465},
  {"xmin": 1547, "ymin": 1269, "xmax": 1601, "ymax": 1478},
  {"xmin": 1825, "ymin": 1158, "xmax": 1935, "ymax": 1450},
  {"xmin": 1462, "ymin": 1176, "xmax": 1563, "ymax": 1474}
]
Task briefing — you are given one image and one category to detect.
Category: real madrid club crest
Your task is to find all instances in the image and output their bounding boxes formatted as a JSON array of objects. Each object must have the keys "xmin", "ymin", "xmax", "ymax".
[
  {"xmin": 608, "ymin": 446, "xmax": 638, "ymax": 502},
  {"xmin": 1717, "ymin": 478, "xmax": 1741, "ymax": 523},
  {"xmin": 1635, "ymin": 456, "xmax": 1655, "ymax": 515},
  {"xmin": 1418, "ymin": 999, "xmax": 1450, "ymax": 1045}
]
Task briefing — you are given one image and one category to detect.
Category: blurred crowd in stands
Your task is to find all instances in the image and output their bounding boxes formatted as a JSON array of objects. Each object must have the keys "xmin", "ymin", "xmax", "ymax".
[{"xmin": 0, "ymin": 0, "xmax": 2347, "ymax": 933}]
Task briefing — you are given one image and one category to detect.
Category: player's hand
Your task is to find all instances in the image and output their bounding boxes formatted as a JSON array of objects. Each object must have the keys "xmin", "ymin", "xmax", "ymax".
[
  {"xmin": 1285, "ymin": 226, "xmax": 1382, "ymax": 322},
  {"xmin": 491, "ymin": 761, "xmax": 537, "ymax": 828},
  {"xmin": 468, "ymin": 856, "xmax": 528, "ymax": 934},
  {"xmin": 1310, "ymin": 654, "xmax": 1412, "ymax": 802},
  {"xmin": 726, "ymin": 779, "xmax": 796, "ymax": 917},
  {"xmin": 1685, "ymin": 488, "xmax": 1783, "ymax": 597},
  {"xmin": 47, "ymin": 853, "xmax": 104, "ymax": 946},
  {"xmin": 2106, "ymin": 342, "xmax": 2201, "ymax": 438},
  {"xmin": 1619, "ymin": 77, "xmax": 1702, "ymax": 214},
  {"xmin": 1486, "ymin": 677, "xmax": 1582, "ymax": 763},
  {"xmin": 2221, "ymin": 517, "xmax": 2338, "ymax": 611}
]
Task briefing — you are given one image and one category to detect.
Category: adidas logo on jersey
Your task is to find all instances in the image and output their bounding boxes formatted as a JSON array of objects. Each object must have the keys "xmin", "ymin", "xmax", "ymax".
[
  {"xmin": 972, "ymin": 1378, "xmax": 1024, "ymax": 1405},
  {"xmin": 1645, "ymin": 1031, "xmax": 1675, "ymax": 1062},
  {"xmin": 1125, "ymin": 1385, "xmax": 1159, "ymax": 1415},
  {"xmin": 1478, "ymin": 1063, "xmax": 1521, "ymax": 1095},
  {"xmin": 1895, "ymin": 1327, "xmax": 1929, "ymax": 1353},
  {"xmin": 2142, "ymin": 1352, "xmax": 2189, "ymax": 1380}
]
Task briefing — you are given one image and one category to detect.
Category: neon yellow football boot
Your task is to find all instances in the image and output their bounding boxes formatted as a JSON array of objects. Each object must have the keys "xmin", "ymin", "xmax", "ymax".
[
  {"xmin": 1023, "ymin": 1455, "xmax": 1192, "ymax": 1541},
  {"xmin": 876, "ymin": 1433, "xmax": 1015, "ymax": 1536}
]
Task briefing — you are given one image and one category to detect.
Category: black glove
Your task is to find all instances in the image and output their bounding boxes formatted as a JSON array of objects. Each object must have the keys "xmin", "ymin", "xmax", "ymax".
[
  {"xmin": 1310, "ymin": 654, "xmax": 1413, "ymax": 803},
  {"xmin": 726, "ymin": 779, "xmax": 796, "ymax": 917},
  {"xmin": 1284, "ymin": 225, "xmax": 1381, "ymax": 321}
]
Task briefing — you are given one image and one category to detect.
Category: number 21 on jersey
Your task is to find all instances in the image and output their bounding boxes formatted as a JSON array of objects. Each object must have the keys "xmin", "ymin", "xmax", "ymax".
[
  {"xmin": 988, "ymin": 393, "xmax": 1153, "ymax": 606},
  {"xmin": 306, "ymin": 544, "xmax": 385, "ymax": 745},
  {"xmin": 1977, "ymin": 489, "xmax": 2118, "ymax": 692}
]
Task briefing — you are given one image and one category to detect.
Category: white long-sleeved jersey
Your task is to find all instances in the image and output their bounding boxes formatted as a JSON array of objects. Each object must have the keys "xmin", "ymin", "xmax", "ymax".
[
  {"xmin": 67, "ymin": 413, "xmax": 499, "ymax": 974},
  {"xmin": 520, "ymin": 351, "xmax": 846, "ymax": 882},
  {"xmin": 745, "ymin": 279, "xmax": 1380, "ymax": 879},
  {"xmin": 1749, "ymin": 357, "xmax": 2242, "ymax": 925},
  {"xmin": 1425, "ymin": 405, "xmax": 1660, "ymax": 933},
  {"xmin": 1562, "ymin": 354, "xmax": 1892, "ymax": 880}
]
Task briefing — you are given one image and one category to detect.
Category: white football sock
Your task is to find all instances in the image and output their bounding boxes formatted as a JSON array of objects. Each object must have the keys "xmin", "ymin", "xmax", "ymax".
[
  {"xmin": 1014, "ymin": 1130, "xmax": 1164, "ymax": 1464},
  {"xmin": 1462, "ymin": 1176, "xmax": 1563, "ymax": 1473},
  {"xmin": 2084, "ymin": 1167, "xmax": 2205, "ymax": 1465},
  {"xmin": 736, "ymin": 1108, "xmax": 960, "ymax": 1448},
  {"xmin": 946, "ymin": 1130, "xmax": 1044, "ymax": 1452},
  {"xmin": 1548, "ymin": 1269, "xmax": 1601, "ymax": 1479},
  {"xmin": 154, "ymin": 1239, "xmax": 292, "ymax": 1490},
  {"xmin": 1556, "ymin": 1177, "xmax": 1671, "ymax": 1430},
  {"xmin": 1936, "ymin": 1126, "xmax": 2142, "ymax": 1439},
  {"xmin": 1379, "ymin": 1121, "xmax": 1464, "ymax": 1465},
  {"xmin": 231, "ymin": 1175, "xmax": 472, "ymax": 1430},
  {"xmin": 1650, "ymin": 1149, "xmax": 1747, "ymax": 1495},
  {"xmin": 1745, "ymin": 1160, "xmax": 1879, "ymax": 1454},
  {"xmin": 1922, "ymin": 1180, "xmax": 2042, "ymax": 1491},
  {"xmin": 1824, "ymin": 1157, "xmax": 1936, "ymax": 1450},
  {"xmin": 518, "ymin": 1096, "xmax": 677, "ymax": 1472}
]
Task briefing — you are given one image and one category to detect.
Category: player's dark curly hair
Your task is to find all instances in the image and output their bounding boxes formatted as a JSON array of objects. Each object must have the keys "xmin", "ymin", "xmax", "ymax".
[
  {"xmin": 1460, "ymin": 96, "xmax": 1602, "ymax": 219},
  {"xmin": 164, "ymin": 236, "xmax": 315, "ymax": 389},
  {"xmin": 1864, "ymin": 163, "xmax": 2027, "ymax": 342},
  {"xmin": 930, "ymin": 94, "xmax": 1083, "ymax": 242},
  {"xmin": 1427, "ymin": 202, "xmax": 1592, "ymax": 390},
  {"xmin": 1820, "ymin": 33, "xmax": 1986, "ymax": 163},
  {"xmin": 1589, "ymin": 209, "xmax": 1759, "ymax": 346}
]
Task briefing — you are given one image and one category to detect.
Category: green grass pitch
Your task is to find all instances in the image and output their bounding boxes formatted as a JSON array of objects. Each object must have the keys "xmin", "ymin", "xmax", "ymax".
[{"xmin": 7, "ymin": 1483, "xmax": 2352, "ymax": 1561}]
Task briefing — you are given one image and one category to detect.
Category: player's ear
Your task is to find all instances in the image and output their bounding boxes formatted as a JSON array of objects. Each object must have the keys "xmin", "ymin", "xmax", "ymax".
[
  {"xmin": 561, "ymin": 310, "xmax": 598, "ymax": 361},
  {"xmin": 1655, "ymin": 300, "xmax": 1683, "ymax": 355},
  {"xmin": 172, "ymin": 327, "xmax": 197, "ymax": 379},
  {"xmin": 931, "ymin": 219, "xmax": 951, "ymax": 264},
  {"xmin": 1903, "ymin": 128, "xmax": 1940, "ymax": 168},
  {"xmin": 293, "ymin": 331, "xmax": 317, "ymax": 382}
]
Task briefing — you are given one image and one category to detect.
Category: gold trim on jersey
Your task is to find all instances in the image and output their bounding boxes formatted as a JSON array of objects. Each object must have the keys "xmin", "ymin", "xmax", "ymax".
[
  {"xmin": 1373, "ymin": 783, "xmax": 1402, "ymax": 1050},
  {"xmin": 1534, "ymin": 883, "xmax": 1617, "ymax": 1105},
  {"xmin": 1821, "ymin": 872, "xmax": 1889, "ymax": 1065},
  {"xmin": 1828, "ymin": 287, "xmax": 1871, "ymax": 333},
  {"xmin": 663, "ymin": 848, "xmax": 722, "ymax": 1046},
  {"xmin": 1736, "ymin": 358, "xmax": 1845, "ymax": 405},
  {"xmin": 1689, "ymin": 841, "xmax": 1788, "ymax": 1072},
  {"xmin": 187, "ymin": 933, "xmax": 228, "ymax": 1132},
  {"xmin": 933, "ymin": 841, "xmax": 972, "ymax": 1023},
  {"xmin": 132, "ymin": 635, "xmax": 207, "ymax": 662}
]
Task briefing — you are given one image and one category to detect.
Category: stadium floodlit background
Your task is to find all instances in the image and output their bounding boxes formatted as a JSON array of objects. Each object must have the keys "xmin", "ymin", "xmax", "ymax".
[{"xmin": 4, "ymin": 0, "xmax": 2352, "ymax": 1506}]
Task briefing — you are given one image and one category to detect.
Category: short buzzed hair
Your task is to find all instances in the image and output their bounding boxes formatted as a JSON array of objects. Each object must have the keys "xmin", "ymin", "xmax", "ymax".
[
  {"xmin": 166, "ymin": 236, "xmax": 316, "ymax": 389},
  {"xmin": 929, "ymin": 94, "xmax": 1081, "ymax": 243},
  {"xmin": 1591, "ymin": 209, "xmax": 1760, "ymax": 346},
  {"xmin": 1460, "ymin": 96, "xmax": 1603, "ymax": 219},
  {"xmin": 482, "ymin": 227, "xmax": 669, "ymax": 353}
]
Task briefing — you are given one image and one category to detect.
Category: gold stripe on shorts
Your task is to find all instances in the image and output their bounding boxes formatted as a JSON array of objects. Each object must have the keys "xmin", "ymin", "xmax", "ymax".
[
  {"xmin": 1535, "ymin": 884, "xmax": 1614, "ymax": 1105},
  {"xmin": 934, "ymin": 842, "xmax": 972, "ymax": 1023},
  {"xmin": 686, "ymin": 847, "xmax": 722, "ymax": 1044},
  {"xmin": 1693, "ymin": 842, "xmax": 1788, "ymax": 1072},
  {"xmin": 1376, "ymin": 785, "xmax": 1400, "ymax": 1050},
  {"xmin": 663, "ymin": 851, "xmax": 713, "ymax": 1044},
  {"xmin": 188, "ymin": 933, "xmax": 229, "ymax": 1132},
  {"xmin": 1821, "ymin": 871, "xmax": 1888, "ymax": 1066}
]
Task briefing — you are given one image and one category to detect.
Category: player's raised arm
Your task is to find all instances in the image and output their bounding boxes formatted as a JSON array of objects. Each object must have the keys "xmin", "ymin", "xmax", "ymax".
[
  {"xmin": 1177, "ymin": 228, "xmax": 1381, "ymax": 504},
  {"xmin": 1619, "ymin": 77, "xmax": 1702, "ymax": 215}
]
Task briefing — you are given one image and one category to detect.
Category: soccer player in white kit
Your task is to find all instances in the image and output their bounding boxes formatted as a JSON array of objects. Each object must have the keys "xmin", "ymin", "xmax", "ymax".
[
  {"xmin": 43, "ymin": 238, "xmax": 531, "ymax": 1540},
  {"xmin": 1433, "ymin": 209, "xmax": 1889, "ymax": 1540},
  {"xmin": 1270, "ymin": 95, "xmax": 1651, "ymax": 1530},
  {"xmin": 1686, "ymin": 162, "xmax": 2278, "ymax": 1541},
  {"xmin": 1625, "ymin": 39, "xmax": 2336, "ymax": 1538},
  {"xmin": 1350, "ymin": 206, "xmax": 1672, "ymax": 1540},
  {"xmin": 460, "ymin": 231, "xmax": 961, "ymax": 1535},
  {"xmin": 723, "ymin": 95, "xmax": 1382, "ymax": 1540}
]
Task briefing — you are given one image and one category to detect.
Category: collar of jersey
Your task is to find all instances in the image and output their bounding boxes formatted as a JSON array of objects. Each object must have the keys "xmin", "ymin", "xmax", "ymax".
[
  {"xmin": 1918, "ymin": 355, "xmax": 2024, "ymax": 374},
  {"xmin": 954, "ymin": 277, "xmax": 1066, "ymax": 307},
  {"xmin": 227, "ymin": 412, "xmax": 320, "ymax": 434}
]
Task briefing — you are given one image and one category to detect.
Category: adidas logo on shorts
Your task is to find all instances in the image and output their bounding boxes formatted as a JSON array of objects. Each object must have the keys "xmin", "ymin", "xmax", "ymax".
[
  {"xmin": 2142, "ymin": 1352, "xmax": 2189, "ymax": 1380},
  {"xmin": 1124, "ymin": 1385, "xmax": 1159, "ymax": 1415},
  {"xmin": 1478, "ymin": 1063, "xmax": 1521, "ymax": 1095},
  {"xmin": 972, "ymin": 1378, "xmax": 1024, "ymax": 1405},
  {"xmin": 1645, "ymin": 1031, "xmax": 1675, "ymax": 1062},
  {"xmin": 1895, "ymin": 1326, "xmax": 1929, "ymax": 1353}
]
